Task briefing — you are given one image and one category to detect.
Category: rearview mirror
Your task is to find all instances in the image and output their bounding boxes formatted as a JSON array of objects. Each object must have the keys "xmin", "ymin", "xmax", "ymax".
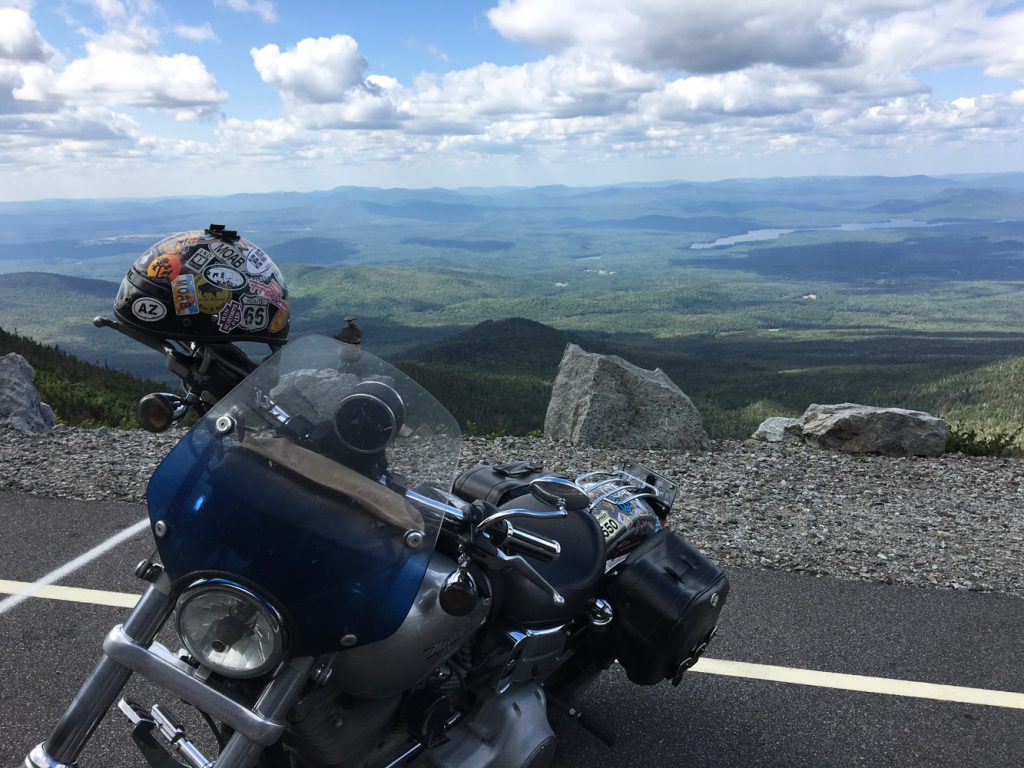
[{"xmin": 529, "ymin": 476, "xmax": 591, "ymax": 512}]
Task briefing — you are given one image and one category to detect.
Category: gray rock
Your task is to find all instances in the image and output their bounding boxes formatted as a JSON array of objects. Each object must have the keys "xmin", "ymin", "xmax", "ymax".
[
  {"xmin": 0, "ymin": 353, "xmax": 56, "ymax": 433},
  {"xmin": 801, "ymin": 402, "xmax": 947, "ymax": 456},
  {"xmin": 544, "ymin": 344, "xmax": 709, "ymax": 450},
  {"xmin": 752, "ymin": 416, "xmax": 803, "ymax": 443}
]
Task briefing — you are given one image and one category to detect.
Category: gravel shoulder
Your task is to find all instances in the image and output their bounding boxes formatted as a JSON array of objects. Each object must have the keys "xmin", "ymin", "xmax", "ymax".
[{"xmin": 2, "ymin": 426, "xmax": 1021, "ymax": 598}]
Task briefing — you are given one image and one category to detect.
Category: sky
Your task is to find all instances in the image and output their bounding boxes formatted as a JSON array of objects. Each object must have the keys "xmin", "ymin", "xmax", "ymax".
[{"xmin": 2, "ymin": 0, "xmax": 1024, "ymax": 200}]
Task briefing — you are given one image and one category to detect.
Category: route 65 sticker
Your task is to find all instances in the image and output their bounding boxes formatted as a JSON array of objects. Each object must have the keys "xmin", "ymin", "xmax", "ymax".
[{"xmin": 132, "ymin": 297, "xmax": 166, "ymax": 322}]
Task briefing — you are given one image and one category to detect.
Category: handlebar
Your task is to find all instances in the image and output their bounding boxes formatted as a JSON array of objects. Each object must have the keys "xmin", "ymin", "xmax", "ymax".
[{"xmin": 489, "ymin": 520, "xmax": 561, "ymax": 562}]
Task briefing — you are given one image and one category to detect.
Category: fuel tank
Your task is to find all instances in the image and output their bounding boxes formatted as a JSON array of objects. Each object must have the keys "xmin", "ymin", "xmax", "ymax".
[{"xmin": 331, "ymin": 552, "xmax": 489, "ymax": 698}]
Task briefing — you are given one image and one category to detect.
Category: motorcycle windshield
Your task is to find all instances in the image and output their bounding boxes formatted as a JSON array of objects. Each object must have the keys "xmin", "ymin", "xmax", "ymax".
[{"xmin": 147, "ymin": 335, "xmax": 461, "ymax": 654}]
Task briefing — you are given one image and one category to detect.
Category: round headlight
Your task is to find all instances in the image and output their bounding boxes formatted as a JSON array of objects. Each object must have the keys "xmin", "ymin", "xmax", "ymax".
[{"xmin": 175, "ymin": 581, "xmax": 285, "ymax": 679}]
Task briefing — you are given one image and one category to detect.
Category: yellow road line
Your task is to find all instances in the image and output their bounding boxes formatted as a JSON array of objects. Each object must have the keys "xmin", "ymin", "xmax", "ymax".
[
  {"xmin": 0, "ymin": 517, "xmax": 149, "ymax": 615},
  {"xmin": 692, "ymin": 657, "xmax": 1024, "ymax": 710},
  {"xmin": 0, "ymin": 579, "xmax": 140, "ymax": 609},
  {"xmin": 2, "ymin": 579, "xmax": 1023, "ymax": 711}
]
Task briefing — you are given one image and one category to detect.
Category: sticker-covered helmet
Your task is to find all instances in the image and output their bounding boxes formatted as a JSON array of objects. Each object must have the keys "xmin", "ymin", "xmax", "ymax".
[{"xmin": 113, "ymin": 225, "xmax": 289, "ymax": 344}]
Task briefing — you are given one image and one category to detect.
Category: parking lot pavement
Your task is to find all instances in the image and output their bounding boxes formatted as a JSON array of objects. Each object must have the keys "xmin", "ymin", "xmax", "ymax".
[{"xmin": 1, "ymin": 490, "xmax": 1022, "ymax": 767}]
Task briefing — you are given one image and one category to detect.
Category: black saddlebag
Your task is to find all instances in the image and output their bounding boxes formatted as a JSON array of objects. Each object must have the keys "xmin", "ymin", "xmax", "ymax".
[
  {"xmin": 606, "ymin": 528, "xmax": 729, "ymax": 685},
  {"xmin": 452, "ymin": 460, "xmax": 546, "ymax": 506}
]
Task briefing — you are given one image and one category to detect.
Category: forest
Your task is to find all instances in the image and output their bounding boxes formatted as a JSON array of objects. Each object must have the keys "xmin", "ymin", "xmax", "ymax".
[{"xmin": 3, "ymin": 175, "xmax": 1024, "ymax": 449}]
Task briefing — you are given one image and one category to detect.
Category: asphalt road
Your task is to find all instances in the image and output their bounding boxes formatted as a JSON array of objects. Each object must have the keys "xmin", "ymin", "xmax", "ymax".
[{"xmin": 1, "ymin": 490, "xmax": 1022, "ymax": 767}]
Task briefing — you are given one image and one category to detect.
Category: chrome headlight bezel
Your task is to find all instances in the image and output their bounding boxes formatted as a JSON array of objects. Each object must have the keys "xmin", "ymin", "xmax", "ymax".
[{"xmin": 175, "ymin": 579, "xmax": 286, "ymax": 679}]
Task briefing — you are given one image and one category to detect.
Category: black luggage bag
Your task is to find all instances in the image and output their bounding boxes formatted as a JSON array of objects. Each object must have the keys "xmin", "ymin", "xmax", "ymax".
[
  {"xmin": 452, "ymin": 461, "xmax": 546, "ymax": 506},
  {"xmin": 606, "ymin": 528, "xmax": 729, "ymax": 685}
]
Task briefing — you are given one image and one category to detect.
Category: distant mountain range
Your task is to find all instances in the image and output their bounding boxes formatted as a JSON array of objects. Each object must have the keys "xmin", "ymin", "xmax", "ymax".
[{"xmin": 4, "ymin": 174, "xmax": 1024, "ymax": 441}]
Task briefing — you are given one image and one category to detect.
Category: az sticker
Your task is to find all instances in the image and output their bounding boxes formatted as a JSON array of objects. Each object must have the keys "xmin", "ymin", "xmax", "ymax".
[{"xmin": 132, "ymin": 298, "xmax": 166, "ymax": 322}]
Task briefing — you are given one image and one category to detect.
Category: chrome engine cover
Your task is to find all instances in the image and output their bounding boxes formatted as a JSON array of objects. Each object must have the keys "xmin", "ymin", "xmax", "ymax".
[
  {"xmin": 417, "ymin": 684, "xmax": 556, "ymax": 768},
  {"xmin": 331, "ymin": 552, "xmax": 489, "ymax": 698}
]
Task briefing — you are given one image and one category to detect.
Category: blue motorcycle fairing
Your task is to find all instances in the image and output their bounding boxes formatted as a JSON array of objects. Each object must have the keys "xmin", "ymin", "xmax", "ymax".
[{"xmin": 145, "ymin": 335, "xmax": 461, "ymax": 656}]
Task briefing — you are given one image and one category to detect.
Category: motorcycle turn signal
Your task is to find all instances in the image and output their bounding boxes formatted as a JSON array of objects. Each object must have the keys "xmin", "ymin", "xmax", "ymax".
[
  {"xmin": 136, "ymin": 392, "xmax": 189, "ymax": 433},
  {"xmin": 439, "ymin": 570, "xmax": 478, "ymax": 617}
]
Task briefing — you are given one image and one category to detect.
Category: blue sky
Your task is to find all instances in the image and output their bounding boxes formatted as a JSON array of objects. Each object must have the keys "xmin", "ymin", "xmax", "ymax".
[{"xmin": 2, "ymin": 0, "xmax": 1024, "ymax": 200}]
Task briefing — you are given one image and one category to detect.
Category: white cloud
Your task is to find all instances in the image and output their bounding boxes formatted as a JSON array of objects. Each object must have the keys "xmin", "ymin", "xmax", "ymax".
[
  {"xmin": 0, "ymin": 7, "xmax": 51, "ymax": 62},
  {"xmin": 92, "ymin": 0, "xmax": 126, "ymax": 22},
  {"xmin": 174, "ymin": 23, "xmax": 218, "ymax": 43},
  {"xmin": 216, "ymin": 0, "xmax": 276, "ymax": 24},
  {"xmin": 641, "ymin": 68, "xmax": 819, "ymax": 121},
  {"xmin": 6, "ymin": 0, "xmax": 1024, "ymax": 196},
  {"xmin": 54, "ymin": 39, "xmax": 226, "ymax": 111},
  {"xmin": 252, "ymin": 35, "xmax": 369, "ymax": 103},
  {"xmin": 487, "ymin": 0, "xmax": 862, "ymax": 73},
  {"xmin": 412, "ymin": 53, "xmax": 660, "ymax": 122}
]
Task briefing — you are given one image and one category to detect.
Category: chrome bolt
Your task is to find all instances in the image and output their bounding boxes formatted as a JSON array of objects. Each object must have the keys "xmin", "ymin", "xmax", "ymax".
[
  {"xmin": 340, "ymin": 634, "xmax": 358, "ymax": 647},
  {"xmin": 404, "ymin": 530, "xmax": 425, "ymax": 549},
  {"xmin": 153, "ymin": 520, "xmax": 168, "ymax": 538},
  {"xmin": 214, "ymin": 415, "xmax": 235, "ymax": 435}
]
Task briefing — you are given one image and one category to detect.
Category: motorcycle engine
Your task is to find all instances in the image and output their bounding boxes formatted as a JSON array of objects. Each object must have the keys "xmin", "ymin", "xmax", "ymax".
[{"xmin": 284, "ymin": 683, "xmax": 404, "ymax": 768}]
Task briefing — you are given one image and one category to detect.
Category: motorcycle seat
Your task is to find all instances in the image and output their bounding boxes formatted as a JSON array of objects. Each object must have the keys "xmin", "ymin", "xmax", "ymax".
[{"xmin": 495, "ymin": 492, "xmax": 606, "ymax": 626}]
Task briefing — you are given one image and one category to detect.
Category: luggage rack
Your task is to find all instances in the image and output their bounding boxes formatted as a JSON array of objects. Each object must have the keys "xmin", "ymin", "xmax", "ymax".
[{"xmin": 575, "ymin": 461, "xmax": 678, "ymax": 513}]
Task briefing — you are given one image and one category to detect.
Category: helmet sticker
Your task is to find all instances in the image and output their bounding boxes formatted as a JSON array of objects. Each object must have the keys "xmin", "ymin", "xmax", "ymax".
[
  {"xmin": 217, "ymin": 300, "xmax": 243, "ymax": 333},
  {"xmin": 250, "ymin": 279, "xmax": 288, "ymax": 311},
  {"xmin": 132, "ymin": 297, "xmax": 167, "ymax": 322},
  {"xmin": 147, "ymin": 253, "xmax": 181, "ymax": 280},
  {"xmin": 269, "ymin": 306, "xmax": 289, "ymax": 333},
  {"xmin": 209, "ymin": 241, "xmax": 246, "ymax": 270},
  {"xmin": 119, "ymin": 228, "xmax": 288, "ymax": 341},
  {"xmin": 203, "ymin": 264, "xmax": 247, "ymax": 290},
  {"xmin": 155, "ymin": 239, "xmax": 185, "ymax": 258},
  {"xmin": 195, "ymin": 277, "xmax": 232, "ymax": 314},
  {"xmin": 172, "ymin": 273, "xmax": 200, "ymax": 316},
  {"xmin": 245, "ymin": 247, "xmax": 273, "ymax": 276},
  {"xmin": 187, "ymin": 248, "xmax": 214, "ymax": 271},
  {"xmin": 239, "ymin": 296, "xmax": 270, "ymax": 331}
]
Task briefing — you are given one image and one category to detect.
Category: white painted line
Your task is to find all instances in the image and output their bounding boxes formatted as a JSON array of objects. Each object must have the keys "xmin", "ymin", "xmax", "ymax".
[
  {"xmin": 693, "ymin": 657, "xmax": 1024, "ymax": 710},
  {"xmin": 2, "ymin": 576, "xmax": 1023, "ymax": 712},
  {"xmin": 0, "ymin": 580, "xmax": 140, "ymax": 608},
  {"xmin": 0, "ymin": 517, "xmax": 149, "ymax": 615}
]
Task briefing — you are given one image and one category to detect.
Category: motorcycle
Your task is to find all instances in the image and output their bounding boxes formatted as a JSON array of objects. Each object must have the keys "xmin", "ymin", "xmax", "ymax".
[{"xmin": 24, "ymin": 325, "xmax": 729, "ymax": 768}]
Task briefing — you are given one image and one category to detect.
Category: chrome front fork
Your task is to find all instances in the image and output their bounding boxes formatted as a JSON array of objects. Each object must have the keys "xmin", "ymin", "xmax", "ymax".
[
  {"xmin": 25, "ymin": 575, "xmax": 175, "ymax": 768},
  {"xmin": 24, "ymin": 573, "xmax": 313, "ymax": 768}
]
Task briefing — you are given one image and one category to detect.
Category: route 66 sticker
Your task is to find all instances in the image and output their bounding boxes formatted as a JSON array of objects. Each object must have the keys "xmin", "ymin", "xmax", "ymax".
[{"xmin": 238, "ymin": 297, "xmax": 269, "ymax": 331}]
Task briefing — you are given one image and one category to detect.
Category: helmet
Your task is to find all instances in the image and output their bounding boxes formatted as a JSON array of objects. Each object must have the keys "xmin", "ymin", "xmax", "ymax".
[{"xmin": 113, "ymin": 225, "xmax": 289, "ymax": 345}]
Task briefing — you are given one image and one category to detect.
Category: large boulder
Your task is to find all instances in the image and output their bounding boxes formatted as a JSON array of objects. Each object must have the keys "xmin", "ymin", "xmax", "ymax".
[
  {"xmin": 752, "ymin": 416, "xmax": 803, "ymax": 444},
  {"xmin": 544, "ymin": 344, "xmax": 709, "ymax": 450},
  {"xmin": 801, "ymin": 403, "xmax": 947, "ymax": 456},
  {"xmin": 0, "ymin": 353, "xmax": 56, "ymax": 433}
]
